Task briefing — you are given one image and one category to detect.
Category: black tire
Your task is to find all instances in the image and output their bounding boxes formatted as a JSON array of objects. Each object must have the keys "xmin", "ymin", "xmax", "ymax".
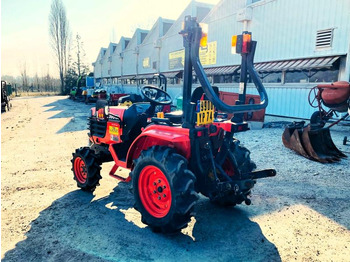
[
  {"xmin": 131, "ymin": 146, "xmax": 198, "ymax": 233},
  {"xmin": 71, "ymin": 147, "xmax": 102, "ymax": 192},
  {"xmin": 211, "ymin": 139, "xmax": 256, "ymax": 206},
  {"xmin": 310, "ymin": 111, "xmax": 326, "ymax": 128}
]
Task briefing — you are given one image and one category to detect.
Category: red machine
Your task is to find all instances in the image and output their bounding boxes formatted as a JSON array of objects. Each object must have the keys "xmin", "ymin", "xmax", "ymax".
[
  {"xmin": 71, "ymin": 16, "xmax": 275, "ymax": 233},
  {"xmin": 308, "ymin": 81, "xmax": 350, "ymax": 128}
]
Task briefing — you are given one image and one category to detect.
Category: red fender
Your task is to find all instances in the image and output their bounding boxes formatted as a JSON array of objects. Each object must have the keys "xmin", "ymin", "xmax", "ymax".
[{"xmin": 126, "ymin": 125, "xmax": 191, "ymax": 168}]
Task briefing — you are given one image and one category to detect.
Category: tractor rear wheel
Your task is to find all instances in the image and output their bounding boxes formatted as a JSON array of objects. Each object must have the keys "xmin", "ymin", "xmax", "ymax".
[
  {"xmin": 211, "ymin": 140, "xmax": 256, "ymax": 206},
  {"xmin": 71, "ymin": 147, "xmax": 102, "ymax": 192},
  {"xmin": 131, "ymin": 146, "xmax": 198, "ymax": 233}
]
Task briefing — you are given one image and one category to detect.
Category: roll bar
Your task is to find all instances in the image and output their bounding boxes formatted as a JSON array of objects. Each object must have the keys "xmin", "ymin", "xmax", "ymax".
[{"xmin": 180, "ymin": 16, "xmax": 269, "ymax": 115}]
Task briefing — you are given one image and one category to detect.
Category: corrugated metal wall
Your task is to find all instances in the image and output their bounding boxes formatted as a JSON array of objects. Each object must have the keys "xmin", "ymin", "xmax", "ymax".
[
  {"xmin": 138, "ymin": 19, "xmax": 161, "ymax": 75},
  {"xmin": 93, "ymin": 0, "xmax": 350, "ymax": 118},
  {"xmin": 250, "ymin": 0, "xmax": 350, "ymax": 62}
]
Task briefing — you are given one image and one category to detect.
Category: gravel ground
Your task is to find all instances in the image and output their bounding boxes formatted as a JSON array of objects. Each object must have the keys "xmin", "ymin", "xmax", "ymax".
[{"xmin": 1, "ymin": 96, "xmax": 349, "ymax": 261}]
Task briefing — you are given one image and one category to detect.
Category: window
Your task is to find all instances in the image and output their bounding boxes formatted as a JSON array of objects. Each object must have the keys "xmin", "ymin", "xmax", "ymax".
[
  {"xmin": 309, "ymin": 69, "xmax": 339, "ymax": 83},
  {"xmin": 285, "ymin": 71, "xmax": 308, "ymax": 83},
  {"xmin": 285, "ymin": 68, "xmax": 338, "ymax": 83},
  {"xmin": 260, "ymin": 72, "xmax": 282, "ymax": 83},
  {"xmin": 316, "ymin": 29, "xmax": 333, "ymax": 50}
]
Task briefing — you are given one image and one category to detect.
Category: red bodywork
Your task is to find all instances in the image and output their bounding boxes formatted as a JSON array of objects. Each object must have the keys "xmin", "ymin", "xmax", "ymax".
[
  {"xmin": 126, "ymin": 125, "xmax": 191, "ymax": 168},
  {"xmin": 219, "ymin": 91, "xmax": 266, "ymax": 122},
  {"xmin": 317, "ymin": 81, "xmax": 350, "ymax": 105},
  {"xmin": 90, "ymin": 106, "xmax": 191, "ymax": 182},
  {"xmin": 90, "ymin": 107, "xmax": 128, "ymax": 145},
  {"xmin": 107, "ymin": 125, "xmax": 190, "ymax": 182},
  {"xmin": 90, "ymin": 104, "xmax": 239, "ymax": 182}
]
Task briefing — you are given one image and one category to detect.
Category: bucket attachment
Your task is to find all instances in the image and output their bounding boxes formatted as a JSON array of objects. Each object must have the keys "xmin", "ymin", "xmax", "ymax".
[
  {"xmin": 282, "ymin": 122, "xmax": 347, "ymax": 163},
  {"xmin": 282, "ymin": 122, "xmax": 311, "ymax": 160}
]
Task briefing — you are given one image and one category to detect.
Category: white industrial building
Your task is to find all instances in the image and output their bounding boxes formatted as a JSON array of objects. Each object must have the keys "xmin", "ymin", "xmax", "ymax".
[{"xmin": 92, "ymin": 0, "xmax": 350, "ymax": 118}]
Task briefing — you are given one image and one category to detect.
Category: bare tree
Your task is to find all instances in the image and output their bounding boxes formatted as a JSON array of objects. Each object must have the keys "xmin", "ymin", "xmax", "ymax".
[
  {"xmin": 73, "ymin": 33, "xmax": 89, "ymax": 77},
  {"xmin": 34, "ymin": 73, "xmax": 40, "ymax": 92},
  {"xmin": 19, "ymin": 61, "xmax": 29, "ymax": 92},
  {"xmin": 49, "ymin": 0, "xmax": 70, "ymax": 94}
]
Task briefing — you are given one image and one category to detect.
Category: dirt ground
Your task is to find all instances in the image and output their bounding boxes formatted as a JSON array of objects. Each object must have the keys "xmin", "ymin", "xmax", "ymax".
[{"xmin": 1, "ymin": 96, "xmax": 349, "ymax": 261}]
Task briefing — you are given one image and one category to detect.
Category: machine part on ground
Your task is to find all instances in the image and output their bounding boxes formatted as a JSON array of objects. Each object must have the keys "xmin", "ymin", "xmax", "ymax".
[
  {"xmin": 71, "ymin": 16, "xmax": 276, "ymax": 233},
  {"xmin": 282, "ymin": 122, "xmax": 347, "ymax": 163}
]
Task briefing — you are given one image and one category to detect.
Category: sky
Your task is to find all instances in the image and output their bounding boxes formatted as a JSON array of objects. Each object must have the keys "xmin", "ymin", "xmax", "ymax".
[{"xmin": 1, "ymin": 0, "xmax": 220, "ymax": 79}]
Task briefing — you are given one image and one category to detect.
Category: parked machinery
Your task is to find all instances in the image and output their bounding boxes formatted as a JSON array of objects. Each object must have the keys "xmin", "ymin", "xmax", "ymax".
[
  {"xmin": 308, "ymin": 81, "xmax": 350, "ymax": 128},
  {"xmin": 282, "ymin": 81, "xmax": 349, "ymax": 162},
  {"xmin": 1, "ymin": 81, "xmax": 11, "ymax": 112},
  {"xmin": 71, "ymin": 16, "xmax": 276, "ymax": 233}
]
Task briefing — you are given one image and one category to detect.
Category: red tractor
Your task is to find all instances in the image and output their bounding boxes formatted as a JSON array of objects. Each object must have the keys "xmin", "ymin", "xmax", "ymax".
[{"xmin": 71, "ymin": 16, "xmax": 276, "ymax": 233}]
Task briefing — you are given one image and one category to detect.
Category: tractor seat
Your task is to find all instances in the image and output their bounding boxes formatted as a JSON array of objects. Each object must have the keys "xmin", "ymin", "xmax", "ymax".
[
  {"xmin": 121, "ymin": 103, "xmax": 151, "ymax": 141},
  {"xmin": 162, "ymin": 86, "xmax": 220, "ymax": 124},
  {"xmin": 118, "ymin": 94, "xmax": 143, "ymax": 104}
]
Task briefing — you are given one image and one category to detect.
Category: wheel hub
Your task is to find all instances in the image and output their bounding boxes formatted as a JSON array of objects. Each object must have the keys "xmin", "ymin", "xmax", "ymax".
[
  {"xmin": 74, "ymin": 157, "xmax": 87, "ymax": 184},
  {"xmin": 138, "ymin": 166, "xmax": 172, "ymax": 218}
]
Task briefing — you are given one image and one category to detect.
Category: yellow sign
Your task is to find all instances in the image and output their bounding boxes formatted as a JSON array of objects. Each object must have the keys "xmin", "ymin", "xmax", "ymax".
[
  {"xmin": 168, "ymin": 41, "xmax": 217, "ymax": 70},
  {"xmin": 199, "ymin": 41, "xmax": 217, "ymax": 65},
  {"xmin": 109, "ymin": 126, "xmax": 119, "ymax": 135},
  {"xmin": 168, "ymin": 50, "xmax": 185, "ymax": 70},
  {"xmin": 197, "ymin": 100, "xmax": 215, "ymax": 125},
  {"xmin": 143, "ymin": 57, "xmax": 150, "ymax": 68}
]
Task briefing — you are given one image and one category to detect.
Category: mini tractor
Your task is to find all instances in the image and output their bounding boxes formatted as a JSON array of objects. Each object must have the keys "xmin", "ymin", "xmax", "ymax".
[{"xmin": 71, "ymin": 16, "xmax": 276, "ymax": 233}]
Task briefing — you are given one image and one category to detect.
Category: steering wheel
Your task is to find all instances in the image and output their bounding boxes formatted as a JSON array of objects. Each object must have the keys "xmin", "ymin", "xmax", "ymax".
[{"xmin": 140, "ymin": 85, "xmax": 172, "ymax": 105}]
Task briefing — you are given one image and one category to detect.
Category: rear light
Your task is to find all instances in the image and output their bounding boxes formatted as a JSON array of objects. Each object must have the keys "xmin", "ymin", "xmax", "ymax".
[
  {"xmin": 199, "ymin": 23, "xmax": 208, "ymax": 47},
  {"xmin": 200, "ymin": 33, "xmax": 207, "ymax": 47},
  {"xmin": 231, "ymin": 35, "xmax": 238, "ymax": 54},
  {"xmin": 242, "ymin": 33, "xmax": 251, "ymax": 53},
  {"xmin": 231, "ymin": 32, "xmax": 251, "ymax": 54}
]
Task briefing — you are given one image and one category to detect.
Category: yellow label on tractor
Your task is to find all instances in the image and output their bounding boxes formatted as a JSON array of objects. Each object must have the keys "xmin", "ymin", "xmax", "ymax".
[
  {"xmin": 109, "ymin": 126, "xmax": 119, "ymax": 135},
  {"xmin": 157, "ymin": 112, "xmax": 164, "ymax": 118},
  {"xmin": 197, "ymin": 100, "xmax": 214, "ymax": 125},
  {"xmin": 120, "ymin": 100, "xmax": 132, "ymax": 107}
]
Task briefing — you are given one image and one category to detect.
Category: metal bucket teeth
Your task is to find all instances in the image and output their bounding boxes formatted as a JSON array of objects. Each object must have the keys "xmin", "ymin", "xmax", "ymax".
[
  {"xmin": 282, "ymin": 124, "xmax": 311, "ymax": 159},
  {"xmin": 282, "ymin": 122, "xmax": 347, "ymax": 163}
]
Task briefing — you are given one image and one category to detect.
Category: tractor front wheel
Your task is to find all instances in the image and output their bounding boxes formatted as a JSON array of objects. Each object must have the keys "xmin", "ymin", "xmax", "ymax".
[
  {"xmin": 71, "ymin": 147, "xmax": 102, "ymax": 192},
  {"xmin": 132, "ymin": 146, "xmax": 198, "ymax": 233}
]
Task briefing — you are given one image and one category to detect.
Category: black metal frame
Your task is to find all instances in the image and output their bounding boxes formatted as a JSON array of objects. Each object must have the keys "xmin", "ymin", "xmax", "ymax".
[
  {"xmin": 180, "ymin": 16, "xmax": 269, "ymax": 127},
  {"xmin": 179, "ymin": 16, "xmax": 275, "ymax": 203}
]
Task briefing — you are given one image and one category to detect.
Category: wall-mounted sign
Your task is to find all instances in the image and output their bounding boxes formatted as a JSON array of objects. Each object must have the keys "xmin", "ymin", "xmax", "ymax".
[
  {"xmin": 143, "ymin": 57, "xmax": 150, "ymax": 68},
  {"xmin": 168, "ymin": 50, "xmax": 185, "ymax": 70},
  {"xmin": 199, "ymin": 41, "xmax": 217, "ymax": 66},
  {"xmin": 168, "ymin": 41, "xmax": 217, "ymax": 70}
]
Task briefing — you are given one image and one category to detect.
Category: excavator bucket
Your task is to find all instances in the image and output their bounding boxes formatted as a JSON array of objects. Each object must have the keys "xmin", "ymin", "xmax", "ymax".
[
  {"xmin": 282, "ymin": 122, "xmax": 311, "ymax": 160},
  {"xmin": 302, "ymin": 125, "xmax": 347, "ymax": 163},
  {"xmin": 282, "ymin": 122, "xmax": 347, "ymax": 163}
]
